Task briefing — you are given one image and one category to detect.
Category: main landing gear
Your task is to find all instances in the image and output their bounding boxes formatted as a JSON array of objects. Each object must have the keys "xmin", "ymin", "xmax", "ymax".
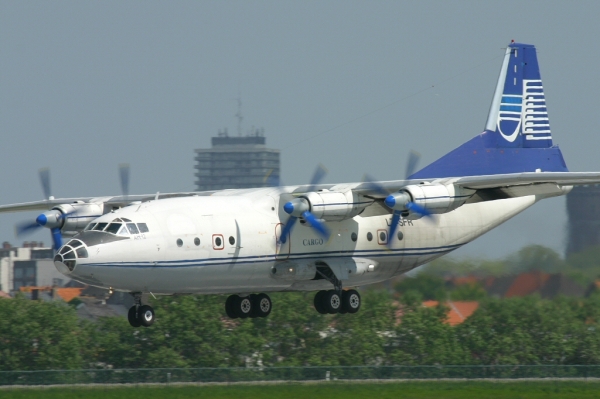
[
  {"xmin": 225, "ymin": 293, "xmax": 272, "ymax": 319},
  {"xmin": 314, "ymin": 289, "xmax": 361, "ymax": 314},
  {"xmin": 128, "ymin": 293, "xmax": 156, "ymax": 328},
  {"xmin": 312, "ymin": 265, "xmax": 361, "ymax": 315}
]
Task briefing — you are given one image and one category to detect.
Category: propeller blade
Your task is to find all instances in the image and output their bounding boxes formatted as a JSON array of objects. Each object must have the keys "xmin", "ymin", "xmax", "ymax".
[
  {"xmin": 307, "ymin": 164, "xmax": 328, "ymax": 192},
  {"xmin": 405, "ymin": 150, "xmax": 421, "ymax": 179},
  {"xmin": 50, "ymin": 227, "xmax": 63, "ymax": 250},
  {"xmin": 387, "ymin": 211, "xmax": 401, "ymax": 248},
  {"xmin": 302, "ymin": 211, "xmax": 330, "ymax": 239},
  {"xmin": 119, "ymin": 163, "xmax": 130, "ymax": 198},
  {"xmin": 406, "ymin": 201, "xmax": 433, "ymax": 218},
  {"xmin": 39, "ymin": 167, "xmax": 51, "ymax": 199},
  {"xmin": 361, "ymin": 174, "xmax": 390, "ymax": 197},
  {"xmin": 279, "ymin": 216, "xmax": 297, "ymax": 244},
  {"xmin": 15, "ymin": 221, "xmax": 42, "ymax": 237}
]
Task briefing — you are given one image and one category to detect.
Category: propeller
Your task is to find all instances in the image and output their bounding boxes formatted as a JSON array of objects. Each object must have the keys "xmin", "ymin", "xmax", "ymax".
[
  {"xmin": 39, "ymin": 167, "xmax": 52, "ymax": 200},
  {"xmin": 119, "ymin": 163, "xmax": 130, "ymax": 198},
  {"xmin": 17, "ymin": 167, "xmax": 65, "ymax": 249},
  {"xmin": 362, "ymin": 151, "xmax": 434, "ymax": 247},
  {"xmin": 15, "ymin": 208, "xmax": 71, "ymax": 250},
  {"xmin": 279, "ymin": 164, "xmax": 330, "ymax": 244}
]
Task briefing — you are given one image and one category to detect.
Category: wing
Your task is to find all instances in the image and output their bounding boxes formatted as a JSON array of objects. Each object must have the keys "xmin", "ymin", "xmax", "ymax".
[
  {"xmin": 454, "ymin": 172, "xmax": 600, "ymax": 190},
  {"xmin": 0, "ymin": 192, "xmax": 210, "ymax": 214}
]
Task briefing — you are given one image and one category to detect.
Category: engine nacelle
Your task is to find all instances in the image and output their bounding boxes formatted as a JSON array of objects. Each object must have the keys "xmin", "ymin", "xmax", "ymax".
[
  {"xmin": 300, "ymin": 190, "xmax": 371, "ymax": 221},
  {"xmin": 390, "ymin": 183, "xmax": 475, "ymax": 215},
  {"xmin": 51, "ymin": 202, "xmax": 104, "ymax": 232}
]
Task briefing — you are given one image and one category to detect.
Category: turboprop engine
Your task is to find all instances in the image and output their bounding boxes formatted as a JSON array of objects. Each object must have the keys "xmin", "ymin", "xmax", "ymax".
[
  {"xmin": 384, "ymin": 183, "xmax": 475, "ymax": 215},
  {"xmin": 288, "ymin": 189, "xmax": 372, "ymax": 222}
]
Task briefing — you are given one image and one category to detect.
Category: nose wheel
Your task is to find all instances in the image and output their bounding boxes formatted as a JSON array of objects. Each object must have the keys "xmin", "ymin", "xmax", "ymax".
[
  {"xmin": 128, "ymin": 293, "xmax": 156, "ymax": 327},
  {"xmin": 225, "ymin": 293, "xmax": 272, "ymax": 319}
]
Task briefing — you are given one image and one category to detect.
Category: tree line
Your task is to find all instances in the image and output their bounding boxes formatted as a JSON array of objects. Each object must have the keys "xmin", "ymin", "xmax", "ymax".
[{"xmin": 1, "ymin": 289, "xmax": 600, "ymax": 371}]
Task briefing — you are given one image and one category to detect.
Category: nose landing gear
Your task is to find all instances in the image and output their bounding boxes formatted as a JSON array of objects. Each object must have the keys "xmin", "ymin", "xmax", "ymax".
[{"xmin": 128, "ymin": 293, "xmax": 156, "ymax": 327}]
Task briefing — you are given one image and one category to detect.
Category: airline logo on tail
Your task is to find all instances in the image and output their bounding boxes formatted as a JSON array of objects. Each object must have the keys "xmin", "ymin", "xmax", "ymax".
[{"xmin": 486, "ymin": 43, "xmax": 552, "ymax": 148}]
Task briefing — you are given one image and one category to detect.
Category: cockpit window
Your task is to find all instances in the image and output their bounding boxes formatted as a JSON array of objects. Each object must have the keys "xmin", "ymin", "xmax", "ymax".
[
  {"xmin": 117, "ymin": 225, "xmax": 129, "ymax": 236},
  {"xmin": 76, "ymin": 247, "xmax": 88, "ymax": 258},
  {"xmin": 122, "ymin": 218, "xmax": 132, "ymax": 222},
  {"xmin": 105, "ymin": 223, "xmax": 122, "ymax": 234},
  {"xmin": 67, "ymin": 240, "xmax": 83, "ymax": 248},
  {"xmin": 85, "ymin": 223, "xmax": 96, "ymax": 231},
  {"xmin": 127, "ymin": 223, "xmax": 139, "ymax": 235},
  {"xmin": 137, "ymin": 223, "xmax": 149, "ymax": 233},
  {"xmin": 93, "ymin": 223, "xmax": 108, "ymax": 231}
]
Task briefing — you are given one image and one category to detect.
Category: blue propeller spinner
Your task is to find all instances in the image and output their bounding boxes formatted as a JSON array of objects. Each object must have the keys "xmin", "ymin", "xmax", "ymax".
[{"xmin": 279, "ymin": 165, "xmax": 330, "ymax": 244}]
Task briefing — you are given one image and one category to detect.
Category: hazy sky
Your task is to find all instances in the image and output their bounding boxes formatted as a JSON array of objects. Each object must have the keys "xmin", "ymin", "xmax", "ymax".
[{"xmin": 1, "ymin": 1, "xmax": 600, "ymax": 259}]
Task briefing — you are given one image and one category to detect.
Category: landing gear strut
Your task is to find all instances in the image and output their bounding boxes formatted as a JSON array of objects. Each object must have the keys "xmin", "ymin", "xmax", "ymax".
[
  {"xmin": 128, "ymin": 292, "xmax": 156, "ymax": 327},
  {"xmin": 225, "ymin": 293, "xmax": 272, "ymax": 319}
]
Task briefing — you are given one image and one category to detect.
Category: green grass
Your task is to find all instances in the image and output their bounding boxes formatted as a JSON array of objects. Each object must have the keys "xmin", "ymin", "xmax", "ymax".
[{"xmin": 2, "ymin": 381, "xmax": 600, "ymax": 399}]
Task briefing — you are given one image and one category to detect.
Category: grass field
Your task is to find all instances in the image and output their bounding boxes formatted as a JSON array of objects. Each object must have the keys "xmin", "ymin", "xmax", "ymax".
[{"xmin": 2, "ymin": 381, "xmax": 600, "ymax": 399}]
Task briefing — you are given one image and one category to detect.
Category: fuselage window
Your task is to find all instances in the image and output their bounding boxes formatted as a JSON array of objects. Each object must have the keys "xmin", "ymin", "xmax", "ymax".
[
  {"xmin": 176, "ymin": 239, "xmax": 183, "ymax": 247},
  {"xmin": 93, "ymin": 223, "xmax": 108, "ymax": 231},
  {"xmin": 229, "ymin": 236, "xmax": 235, "ymax": 245},
  {"xmin": 194, "ymin": 237, "xmax": 200, "ymax": 246},
  {"xmin": 127, "ymin": 223, "xmax": 139, "ymax": 235},
  {"xmin": 397, "ymin": 231, "xmax": 404, "ymax": 241},
  {"xmin": 105, "ymin": 223, "xmax": 122, "ymax": 234},
  {"xmin": 367, "ymin": 232, "xmax": 373, "ymax": 242},
  {"xmin": 213, "ymin": 234, "xmax": 224, "ymax": 250},
  {"xmin": 137, "ymin": 223, "xmax": 149, "ymax": 233},
  {"xmin": 351, "ymin": 232, "xmax": 357, "ymax": 242},
  {"xmin": 378, "ymin": 230, "xmax": 387, "ymax": 245}
]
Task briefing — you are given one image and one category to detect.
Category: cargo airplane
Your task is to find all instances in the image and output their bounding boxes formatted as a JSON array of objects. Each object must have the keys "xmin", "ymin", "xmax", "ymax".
[{"xmin": 3, "ymin": 42, "xmax": 600, "ymax": 327}]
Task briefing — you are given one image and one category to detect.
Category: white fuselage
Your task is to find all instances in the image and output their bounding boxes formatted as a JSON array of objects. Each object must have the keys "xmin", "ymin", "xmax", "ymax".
[{"xmin": 54, "ymin": 187, "xmax": 547, "ymax": 295}]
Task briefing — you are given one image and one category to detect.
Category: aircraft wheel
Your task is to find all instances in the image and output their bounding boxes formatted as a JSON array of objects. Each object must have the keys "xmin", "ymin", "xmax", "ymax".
[
  {"xmin": 314, "ymin": 290, "xmax": 328, "ymax": 314},
  {"xmin": 235, "ymin": 296, "xmax": 253, "ymax": 319},
  {"xmin": 252, "ymin": 293, "xmax": 272, "ymax": 318},
  {"xmin": 342, "ymin": 289, "xmax": 361, "ymax": 314},
  {"xmin": 323, "ymin": 290, "xmax": 342, "ymax": 314},
  {"xmin": 138, "ymin": 305, "xmax": 155, "ymax": 327},
  {"xmin": 225, "ymin": 295, "xmax": 239, "ymax": 319},
  {"xmin": 128, "ymin": 306, "xmax": 141, "ymax": 327}
]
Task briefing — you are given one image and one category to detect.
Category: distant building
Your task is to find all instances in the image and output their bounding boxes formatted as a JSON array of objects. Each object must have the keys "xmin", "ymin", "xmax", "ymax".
[
  {"xmin": 566, "ymin": 185, "xmax": 600, "ymax": 256},
  {"xmin": 194, "ymin": 128, "xmax": 280, "ymax": 191},
  {"xmin": 0, "ymin": 242, "xmax": 69, "ymax": 292}
]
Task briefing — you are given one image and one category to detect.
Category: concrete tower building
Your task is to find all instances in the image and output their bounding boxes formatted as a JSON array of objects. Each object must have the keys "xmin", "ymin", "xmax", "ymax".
[
  {"xmin": 566, "ymin": 185, "xmax": 600, "ymax": 256},
  {"xmin": 194, "ymin": 128, "xmax": 280, "ymax": 191}
]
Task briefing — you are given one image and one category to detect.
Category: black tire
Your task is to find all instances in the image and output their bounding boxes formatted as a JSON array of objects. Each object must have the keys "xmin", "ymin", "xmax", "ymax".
[
  {"xmin": 128, "ymin": 306, "xmax": 141, "ymax": 327},
  {"xmin": 235, "ymin": 296, "xmax": 253, "ymax": 319},
  {"xmin": 253, "ymin": 293, "xmax": 272, "ymax": 318},
  {"xmin": 314, "ymin": 290, "xmax": 328, "ymax": 314},
  {"xmin": 342, "ymin": 289, "xmax": 361, "ymax": 314},
  {"xmin": 248, "ymin": 294, "xmax": 259, "ymax": 318},
  {"xmin": 138, "ymin": 305, "xmax": 155, "ymax": 327},
  {"xmin": 323, "ymin": 290, "xmax": 342, "ymax": 314},
  {"xmin": 225, "ymin": 295, "xmax": 239, "ymax": 319}
]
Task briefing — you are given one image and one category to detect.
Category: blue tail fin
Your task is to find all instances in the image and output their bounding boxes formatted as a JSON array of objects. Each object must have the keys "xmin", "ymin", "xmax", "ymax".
[{"xmin": 411, "ymin": 42, "xmax": 568, "ymax": 179}]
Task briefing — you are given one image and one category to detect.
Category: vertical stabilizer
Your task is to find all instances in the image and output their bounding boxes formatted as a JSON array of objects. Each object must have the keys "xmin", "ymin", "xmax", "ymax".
[
  {"xmin": 484, "ymin": 42, "xmax": 553, "ymax": 148},
  {"xmin": 410, "ymin": 42, "xmax": 567, "ymax": 179}
]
